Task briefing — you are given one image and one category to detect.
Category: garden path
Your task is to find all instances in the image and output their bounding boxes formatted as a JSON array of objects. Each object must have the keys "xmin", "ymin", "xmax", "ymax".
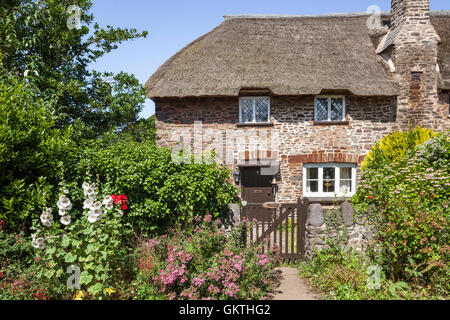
[{"xmin": 273, "ymin": 267, "xmax": 320, "ymax": 300}]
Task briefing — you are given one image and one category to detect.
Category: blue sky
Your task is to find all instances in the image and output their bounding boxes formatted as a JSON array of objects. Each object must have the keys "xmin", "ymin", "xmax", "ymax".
[{"xmin": 89, "ymin": 0, "xmax": 449, "ymax": 119}]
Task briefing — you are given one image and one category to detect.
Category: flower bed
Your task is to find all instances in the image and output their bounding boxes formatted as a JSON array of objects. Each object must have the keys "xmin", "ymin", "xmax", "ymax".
[{"xmin": 132, "ymin": 217, "xmax": 281, "ymax": 300}]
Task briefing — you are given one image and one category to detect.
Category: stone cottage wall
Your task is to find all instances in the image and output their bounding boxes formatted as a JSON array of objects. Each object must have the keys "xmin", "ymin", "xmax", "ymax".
[
  {"xmin": 305, "ymin": 202, "xmax": 373, "ymax": 260},
  {"xmin": 154, "ymin": 95, "xmax": 400, "ymax": 203}
]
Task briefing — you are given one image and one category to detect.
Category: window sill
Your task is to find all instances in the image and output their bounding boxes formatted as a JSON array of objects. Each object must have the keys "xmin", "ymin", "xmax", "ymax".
[
  {"xmin": 313, "ymin": 121, "xmax": 349, "ymax": 126},
  {"xmin": 304, "ymin": 196, "xmax": 353, "ymax": 204},
  {"xmin": 237, "ymin": 123, "xmax": 274, "ymax": 128}
]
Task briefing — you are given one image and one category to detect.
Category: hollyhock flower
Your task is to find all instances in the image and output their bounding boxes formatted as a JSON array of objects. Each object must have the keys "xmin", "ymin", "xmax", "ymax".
[
  {"xmin": 88, "ymin": 214, "xmax": 98, "ymax": 224},
  {"xmin": 103, "ymin": 195, "xmax": 113, "ymax": 206},
  {"xmin": 60, "ymin": 215, "xmax": 71, "ymax": 226},
  {"xmin": 59, "ymin": 209, "xmax": 66, "ymax": 216},
  {"xmin": 117, "ymin": 209, "xmax": 124, "ymax": 217},
  {"xmin": 84, "ymin": 187, "xmax": 96, "ymax": 199},
  {"xmin": 91, "ymin": 208, "xmax": 103, "ymax": 217},
  {"xmin": 83, "ymin": 199, "xmax": 93, "ymax": 210},
  {"xmin": 105, "ymin": 202, "xmax": 114, "ymax": 210},
  {"xmin": 82, "ymin": 182, "xmax": 90, "ymax": 191},
  {"xmin": 92, "ymin": 201, "xmax": 102, "ymax": 210},
  {"xmin": 57, "ymin": 195, "xmax": 72, "ymax": 211},
  {"xmin": 369, "ymin": 196, "xmax": 374, "ymax": 200},
  {"xmin": 121, "ymin": 204, "xmax": 128, "ymax": 211},
  {"xmin": 32, "ymin": 237, "xmax": 45, "ymax": 250},
  {"xmin": 40, "ymin": 211, "xmax": 54, "ymax": 227}
]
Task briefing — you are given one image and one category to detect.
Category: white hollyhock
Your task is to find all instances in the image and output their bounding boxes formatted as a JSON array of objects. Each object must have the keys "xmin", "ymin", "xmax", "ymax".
[
  {"xmin": 60, "ymin": 215, "xmax": 71, "ymax": 226},
  {"xmin": 103, "ymin": 195, "xmax": 113, "ymax": 206},
  {"xmin": 88, "ymin": 213, "xmax": 98, "ymax": 223},
  {"xmin": 105, "ymin": 202, "xmax": 114, "ymax": 210},
  {"xmin": 40, "ymin": 211, "xmax": 54, "ymax": 227},
  {"xmin": 91, "ymin": 208, "xmax": 103, "ymax": 217},
  {"xmin": 117, "ymin": 209, "xmax": 124, "ymax": 217},
  {"xmin": 83, "ymin": 199, "xmax": 94, "ymax": 210},
  {"xmin": 92, "ymin": 201, "xmax": 102, "ymax": 210},
  {"xmin": 84, "ymin": 187, "xmax": 96, "ymax": 199},
  {"xmin": 32, "ymin": 237, "xmax": 45, "ymax": 250},
  {"xmin": 82, "ymin": 182, "xmax": 90, "ymax": 190},
  {"xmin": 57, "ymin": 195, "xmax": 72, "ymax": 211}
]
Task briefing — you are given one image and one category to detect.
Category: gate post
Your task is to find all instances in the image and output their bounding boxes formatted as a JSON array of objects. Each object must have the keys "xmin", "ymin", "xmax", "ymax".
[{"xmin": 297, "ymin": 197, "xmax": 309, "ymax": 260}]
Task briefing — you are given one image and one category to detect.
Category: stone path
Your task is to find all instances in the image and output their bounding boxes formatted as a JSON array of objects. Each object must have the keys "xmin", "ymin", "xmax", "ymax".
[{"xmin": 273, "ymin": 267, "xmax": 321, "ymax": 300}]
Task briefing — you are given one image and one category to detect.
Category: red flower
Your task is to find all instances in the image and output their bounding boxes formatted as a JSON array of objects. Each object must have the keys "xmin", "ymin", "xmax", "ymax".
[
  {"xmin": 111, "ymin": 194, "xmax": 128, "ymax": 211},
  {"xmin": 369, "ymin": 196, "xmax": 374, "ymax": 200}
]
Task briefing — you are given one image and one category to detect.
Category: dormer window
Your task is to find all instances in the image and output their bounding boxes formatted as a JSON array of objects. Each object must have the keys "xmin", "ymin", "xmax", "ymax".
[
  {"xmin": 239, "ymin": 97, "xmax": 270, "ymax": 123},
  {"xmin": 314, "ymin": 96, "xmax": 345, "ymax": 122}
]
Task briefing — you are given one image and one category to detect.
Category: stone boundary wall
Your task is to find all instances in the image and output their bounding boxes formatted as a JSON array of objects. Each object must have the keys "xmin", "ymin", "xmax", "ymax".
[{"xmin": 305, "ymin": 202, "xmax": 373, "ymax": 260}]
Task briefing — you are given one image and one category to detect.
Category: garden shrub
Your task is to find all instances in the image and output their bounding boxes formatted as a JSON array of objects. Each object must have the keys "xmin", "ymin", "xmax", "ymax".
[
  {"xmin": 132, "ymin": 217, "xmax": 281, "ymax": 300},
  {"xmin": 353, "ymin": 130, "xmax": 450, "ymax": 295},
  {"xmin": 0, "ymin": 70, "xmax": 76, "ymax": 232},
  {"xmin": 70, "ymin": 140, "xmax": 238, "ymax": 235},
  {"xmin": 361, "ymin": 126, "xmax": 435, "ymax": 171}
]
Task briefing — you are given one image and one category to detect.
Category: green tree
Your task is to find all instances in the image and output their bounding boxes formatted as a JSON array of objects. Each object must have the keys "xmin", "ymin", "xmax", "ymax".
[{"xmin": 0, "ymin": 0, "xmax": 148, "ymax": 135}]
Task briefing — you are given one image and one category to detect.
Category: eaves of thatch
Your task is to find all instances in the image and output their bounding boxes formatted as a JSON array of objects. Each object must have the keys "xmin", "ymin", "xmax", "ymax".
[{"xmin": 145, "ymin": 11, "xmax": 450, "ymax": 99}]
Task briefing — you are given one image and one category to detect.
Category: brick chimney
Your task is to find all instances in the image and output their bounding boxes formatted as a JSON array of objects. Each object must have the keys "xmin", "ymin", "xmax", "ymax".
[
  {"xmin": 391, "ymin": 0, "xmax": 431, "ymax": 30},
  {"xmin": 388, "ymin": 0, "xmax": 444, "ymax": 128}
]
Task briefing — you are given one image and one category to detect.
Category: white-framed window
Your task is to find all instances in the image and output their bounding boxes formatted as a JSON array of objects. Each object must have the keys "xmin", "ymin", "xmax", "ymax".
[
  {"xmin": 303, "ymin": 163, "xmax": 356, "ymax": 197},
  {"xmin": 314, "ymin": 96, "xmax": 346, "ymax": 122},
  {"xmin": 239, "ymin": 97, "xmax": 270, "ymax": 123}
]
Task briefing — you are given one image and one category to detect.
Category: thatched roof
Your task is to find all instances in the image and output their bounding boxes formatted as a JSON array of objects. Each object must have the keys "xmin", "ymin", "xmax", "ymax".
[
  {"xmin": 431, "ymin": 11, "xmax": 450, "ymax": 90},
  {"xmin": 146, "ymin": 11, "xmax": 450, "ymax": 99}
]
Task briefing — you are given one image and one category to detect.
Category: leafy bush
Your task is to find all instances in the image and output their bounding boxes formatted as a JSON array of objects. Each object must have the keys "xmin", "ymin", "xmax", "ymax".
[
  {"xmin": 69, "ymin": 141, "xmax": 238, "ymax": 235},
  {"xmin": 353, "ymin": 130, "xmax": 449, "ymax": 295},
  {"xmin": 361, "ymin": 126, "xmax": 435, "ymax": 171},
  {"xmin": 132, "ymin": 217, "xmax": 281, "ymax": 300},
  {"xmin": 0, "ymin": 70, "xmax": 76, "ymax": 231}
]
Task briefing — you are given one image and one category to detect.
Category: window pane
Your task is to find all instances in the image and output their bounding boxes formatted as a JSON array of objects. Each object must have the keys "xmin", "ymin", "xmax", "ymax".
[
  {"xmin": 240, "ymin": 98, "xmax": 254, "ymax": 123},
  {"xmin": 323, "ymin": 167, "xmax": 335, "ymax": 180},
  {"xmin": 323, "ymin": 180, "xmax": 335, "ymax": 193},
  {"xmin": 255, "ymin": 98, "xmax": 269, "ymax": 122},
  {"xmin": 340, "ymin": 167, "xmax": 352, "ymax": 180},
  {"xmin": 340, "ymin": 180, "xmax": 352, "ymax": 193},
  {"xmin": 306, "ymin": 168, "xmax": 318, "ymax": 180},
  {"xmin": 315, "ymin": 98, "xmax": 328, "ymax": 121},
  {"xmin": 330, "ymin": 98, "xmax": 344, "ymax": 121},
  {"xmin": 323, "ymin": 167, "xmax": 335, "ymax": 193},
  {"xmin": 307, "ymin": 180, "xmax": 318, "ymax": 193}
]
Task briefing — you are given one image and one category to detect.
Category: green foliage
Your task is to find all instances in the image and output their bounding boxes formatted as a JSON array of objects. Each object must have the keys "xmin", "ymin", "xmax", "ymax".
[
  {"xmin": 0, "ymin": 0, "xmax": 148, "ymax": 135},
  {"xmin": 299, "ymin": 247, "xmax": 445, "ymax": 300},
  {"xmin": 68, "ymin": 140, "xmax": 238, "ymax": 235},
  {"xmin": 117, "ymin": 115, "xmax": 157, "ymax": 144},
  {"xmin": 361, "ymin": 126, "xmax": 435, "ymax": 171},
  {"xmin": 353, "ymin": 130, "xmax": 450, "ymax": 295},
  {"xmin": 0, "ymin": 228, "xmax": 52, "ymax": 300},
  {"xmin": 0, "ymin": 69, "xmax": 76, "ymax": 231}
]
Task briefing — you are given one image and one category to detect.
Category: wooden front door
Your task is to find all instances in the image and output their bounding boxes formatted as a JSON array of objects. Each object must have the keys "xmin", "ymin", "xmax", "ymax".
[{"xmin": 241, "ymin": 167, "xmax": 274, "ymax": 204}]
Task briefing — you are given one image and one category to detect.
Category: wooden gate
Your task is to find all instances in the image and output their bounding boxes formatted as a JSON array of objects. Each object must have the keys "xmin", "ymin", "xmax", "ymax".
[{"xmin": 242, "ymin": 198, "xmax": 310, "ymax": 261}]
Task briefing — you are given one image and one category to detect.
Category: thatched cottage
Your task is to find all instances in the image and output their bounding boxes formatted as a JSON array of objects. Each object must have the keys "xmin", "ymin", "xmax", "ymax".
[{"xmin": 145, "ymin": 0, "xmax": 450, "ymax": 204}]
